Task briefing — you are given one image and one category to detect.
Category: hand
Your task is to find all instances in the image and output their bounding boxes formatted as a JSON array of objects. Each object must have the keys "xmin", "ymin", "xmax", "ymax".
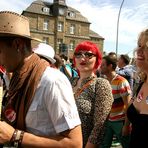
[
  {"xmin": 85, "ymin": 141, "xmax": 97, "ymax": 148},
  {"xmin": 0, "ymin": 121, "xmax": 15, "ymax": 144}
]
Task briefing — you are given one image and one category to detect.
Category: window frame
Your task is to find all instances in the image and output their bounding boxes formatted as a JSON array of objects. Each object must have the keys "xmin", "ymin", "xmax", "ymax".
[
  {"xmin": 43, "ymin": 19, "xmax": 49, "ymax": 30},
  {"xmin": 57, "ymin": 22, "xmax": 63, "ymax": 32}
]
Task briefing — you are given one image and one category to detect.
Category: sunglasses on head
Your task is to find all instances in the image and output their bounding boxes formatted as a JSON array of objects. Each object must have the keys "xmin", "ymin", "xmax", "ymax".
[{"xmin": 74, "ymin": 52, "xmax": 96, "ymax": 59}]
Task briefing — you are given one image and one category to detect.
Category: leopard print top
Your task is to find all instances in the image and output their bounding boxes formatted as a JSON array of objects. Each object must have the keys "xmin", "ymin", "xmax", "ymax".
[{"xmin": 71, "ymin": 76, "xmax": 113, "ymax": 147}]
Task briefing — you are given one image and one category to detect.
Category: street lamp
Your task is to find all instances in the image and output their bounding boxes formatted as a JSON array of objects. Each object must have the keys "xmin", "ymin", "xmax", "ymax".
[{"xmin": 116, "ymin": 0, "xmax": 125, "ymax": 55}]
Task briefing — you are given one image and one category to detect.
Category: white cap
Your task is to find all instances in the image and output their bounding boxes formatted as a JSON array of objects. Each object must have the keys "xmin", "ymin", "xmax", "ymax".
[{"xmin": 33, "ymin": 43, "xmax": 56, "ymax": 64}]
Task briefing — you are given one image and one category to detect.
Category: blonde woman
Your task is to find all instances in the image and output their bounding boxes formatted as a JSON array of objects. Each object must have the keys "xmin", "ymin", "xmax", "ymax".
[{"xmin": 127, "ymin": 28, "xmax": 148, "ymax": 147}]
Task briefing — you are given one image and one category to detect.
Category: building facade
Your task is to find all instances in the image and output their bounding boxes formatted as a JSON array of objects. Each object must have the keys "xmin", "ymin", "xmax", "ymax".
[{"xmin": 22, "ymin": 0, "xmax": 104, "ymax": 58}]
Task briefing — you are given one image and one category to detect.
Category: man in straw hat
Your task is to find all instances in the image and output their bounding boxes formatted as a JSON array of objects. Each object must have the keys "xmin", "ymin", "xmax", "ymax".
[{"xmin": 0, "ymin": 11, "xmax": 82, "ymax": 147}]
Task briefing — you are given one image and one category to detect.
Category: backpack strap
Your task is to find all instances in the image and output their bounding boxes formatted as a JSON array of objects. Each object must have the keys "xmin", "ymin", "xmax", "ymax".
[{"xmin": 74, "ymin": 79, "xmax": 94, "ymax": 98}]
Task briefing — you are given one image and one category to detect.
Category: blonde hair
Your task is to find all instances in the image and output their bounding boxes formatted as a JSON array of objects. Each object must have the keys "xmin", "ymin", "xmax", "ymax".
[{"xmin": 138, "ymin": 28, "xmax": 148, "ymax": 47}]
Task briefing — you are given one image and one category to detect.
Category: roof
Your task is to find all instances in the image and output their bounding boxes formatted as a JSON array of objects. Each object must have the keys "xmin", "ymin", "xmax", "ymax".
[
  {"xmin": 23, "ymin": 0, "xmax": 90, "ymax": 23},
  {"xmin": 66, "ymin": 6, "xmax": 90, "ymax": 23},
  {"xmin": 23, "ymin": 0, "xmax": 52, "ymax": 15},
  {"xmin": 89, "ymin": 30, "xmax": 104, "ymax": 39},
  {"xmin": 22, "ymin": 0, "xmax": 104, "ymax": 40}
]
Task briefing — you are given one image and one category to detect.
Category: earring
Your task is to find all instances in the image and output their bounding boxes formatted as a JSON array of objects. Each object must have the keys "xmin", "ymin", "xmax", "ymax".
[{"xmin": 17, "ymin": 49, "xmax": 20, "ymax": 52}]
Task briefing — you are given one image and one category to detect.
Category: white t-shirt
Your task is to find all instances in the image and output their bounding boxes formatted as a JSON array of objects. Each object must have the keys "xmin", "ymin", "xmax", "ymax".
[{"xmin": 25, "ymin": 67, "xmax": 81, "ymax": 136}]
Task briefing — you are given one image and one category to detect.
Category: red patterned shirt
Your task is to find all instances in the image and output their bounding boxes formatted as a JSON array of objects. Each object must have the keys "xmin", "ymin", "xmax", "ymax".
[{"xmin": 109, "ymin": 74, "xmax": 131, "ymax": 121}]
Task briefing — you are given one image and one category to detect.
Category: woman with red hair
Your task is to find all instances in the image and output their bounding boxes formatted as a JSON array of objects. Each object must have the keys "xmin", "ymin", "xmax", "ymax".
[{"xmin": 72, "ymin": 41, "xmax": 113, "ymax": 148}]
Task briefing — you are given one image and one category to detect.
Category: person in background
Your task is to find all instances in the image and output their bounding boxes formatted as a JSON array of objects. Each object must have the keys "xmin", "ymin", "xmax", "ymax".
[
  {"xmin": 0, "ymin": 66, "xmax": 6, "ymax": 91},
  {"xmin": 71, "ymin": 41, "xmax": 113, "ymax": 148},
  {"xmin": 0, "ymin": 11, "xmax": 82, "ymax": 147},
  {"xmin": 52, "ymin": 54, "xmax": 63, "ymax": 69},
  {"xmin": 33, "ymin": 43, "xmax": 56, "ymax": 65},
  {"xmin": 127, "ymin": 28, "xmax": 148, "ymax": 148},
  {"xmin": 34, "ymin": 45, "xmax": 63, "ymax": 70},
  {"xmin": 108, "ymin": 52, "xmax": 117, "ymax": 58},
  {"xmin": 106, "ymin": 52, "xmax": 119, "ymax": 147},
  {"xmin": 100, "ymin": 55, "xmax": 131, "ymax": 148},
  {"xmin": 60, "ymin": 54, "xmax": 78, "ymax": 80},
  {"xmin": 0, "ymin": 65, "xmax": 12, "ymax": 94},
  {"xmin": 0, "ymin": 64, "xmax": 13, "ymax": 109},
  {"xmin": 96, "ymin": 52, "xmax": 117, "ymax": 78},
  {"xmin": 117, "ymin": 54, "xmax": 134, "ymax": 94}
]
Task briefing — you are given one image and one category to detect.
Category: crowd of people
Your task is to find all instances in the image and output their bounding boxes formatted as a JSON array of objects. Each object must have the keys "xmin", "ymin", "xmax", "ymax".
[{"xmin": 0, "ymin": 10, "xmax": 148, "ymax": 148}]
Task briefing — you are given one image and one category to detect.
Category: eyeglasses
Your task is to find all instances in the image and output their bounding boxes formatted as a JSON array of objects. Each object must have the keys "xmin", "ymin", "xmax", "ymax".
[{"xmin": 74, "ymin": 52, "xmax": 96, "ymax": 59}]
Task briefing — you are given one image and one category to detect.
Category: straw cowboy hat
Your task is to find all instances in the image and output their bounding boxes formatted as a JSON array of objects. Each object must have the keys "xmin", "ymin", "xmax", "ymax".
[
  {"xmin": 33, "ymin": 43, "xmax": 56, "ymax": 64},
  {"xmin": 0, "ymin": 11, "xmax": 41, "ymax": 42}
]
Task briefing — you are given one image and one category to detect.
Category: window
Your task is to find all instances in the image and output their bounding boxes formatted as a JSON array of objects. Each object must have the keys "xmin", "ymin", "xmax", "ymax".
[
  {"xmin": 43, "ymin": 19, "xmax": 49, "ymax": 30},
  {"xmin": 42, "ymin": 7, "xmax": 50, "ymax": 13},
  {"xmin": 67, "ymin": 11, "xmax": 75, "ymax": 18},
  {"xmin": 69, "ymin": 40, "xmax": 75, "ymax": 50},
  {"xmin": 57, "ymin": 38, "xmax": 63, "ymax": 49},
  {"xmin": 70, "ymin": 24, "xmax": 75, "ymax": 34},
  {"xmin": 43, "ymin": 37, "xmax": 49, "ymax": 44},
  {"xmin": 57, "ymin": 22, "xmax": 63, "ymax": 32}
]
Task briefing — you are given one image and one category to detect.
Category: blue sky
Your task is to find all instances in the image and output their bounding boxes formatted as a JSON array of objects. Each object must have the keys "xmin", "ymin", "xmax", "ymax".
[{"xmin": 0, "ymin": 0, "xmax": 148, "ymax": 57}]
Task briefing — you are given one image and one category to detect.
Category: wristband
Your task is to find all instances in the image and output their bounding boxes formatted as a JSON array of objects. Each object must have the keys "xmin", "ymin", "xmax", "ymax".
[
  {"xmin": 10, "ymin": 129, "xmax": 18, "ymax": 143},
  {"xmin": 18, "ymin": 130, "xmax": 24, "ymax": 146},
  {"xmin": 10, "ymin": 129, "xmax": 24, "ymax": 147}
]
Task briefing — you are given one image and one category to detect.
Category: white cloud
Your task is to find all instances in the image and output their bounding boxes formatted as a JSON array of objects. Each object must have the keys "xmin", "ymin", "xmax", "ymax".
[
  {"xmin": 67, "ymin": 0, "xmax": 148, "ymax": 56},
  {"xmin": 0, "ymin": 0, "xmax": 29, "ymax": 13}
]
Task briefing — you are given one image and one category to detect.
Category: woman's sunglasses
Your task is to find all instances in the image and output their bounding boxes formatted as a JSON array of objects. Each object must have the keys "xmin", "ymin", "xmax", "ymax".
[{"xmin": 74, "ymin": 52, "xmax": 96, "ymax": 59}]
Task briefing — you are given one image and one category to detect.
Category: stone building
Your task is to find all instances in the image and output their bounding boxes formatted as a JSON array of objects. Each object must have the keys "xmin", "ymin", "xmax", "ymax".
[{"xmin": 22, "ymin": 0, "xmax": 104, "ymax": 58}]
